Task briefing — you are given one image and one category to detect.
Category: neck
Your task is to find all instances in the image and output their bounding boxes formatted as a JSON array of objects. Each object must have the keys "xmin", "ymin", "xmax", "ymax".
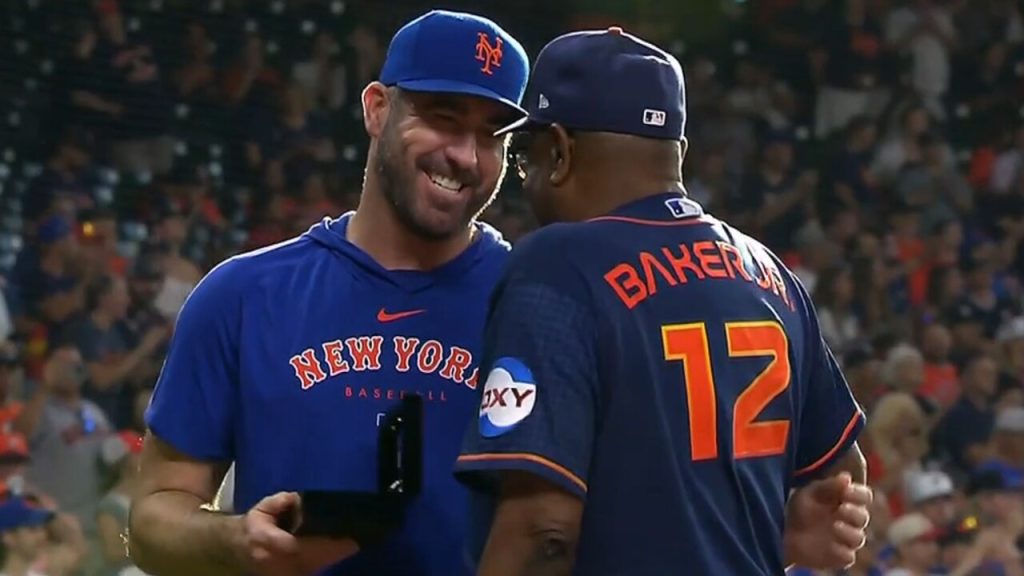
[
  {"xmin": 579, "ymin": 179, "xmax": 685, "ymax": 221},
  {"xmin": 348, "ymin": 178, "xmax": 475, "ymax": 271}
]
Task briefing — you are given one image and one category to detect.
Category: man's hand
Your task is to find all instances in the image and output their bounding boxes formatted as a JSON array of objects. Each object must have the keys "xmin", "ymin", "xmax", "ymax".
[
  {"xmin": 242, "ymin": 492, "xmax": 359, "ymax": 576},
  {"xmin": 784, "ymin": 472, "xmax": 872, "ymax": 570}
]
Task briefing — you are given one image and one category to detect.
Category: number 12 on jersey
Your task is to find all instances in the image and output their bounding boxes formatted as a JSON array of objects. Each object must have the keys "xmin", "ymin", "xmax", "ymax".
[{"xmin": 661, "ymin": 321, "xmax": 791, "ymax": 462}]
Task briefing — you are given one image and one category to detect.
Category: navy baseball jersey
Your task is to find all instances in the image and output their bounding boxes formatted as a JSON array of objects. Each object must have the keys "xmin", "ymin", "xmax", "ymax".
[
  {"xmin": 146, "ymin": 214, "xmax": 509, "ymax": 575},
  {"xmin": 455, "ymin": 193, "xmax": 865, "ymax": 575}
]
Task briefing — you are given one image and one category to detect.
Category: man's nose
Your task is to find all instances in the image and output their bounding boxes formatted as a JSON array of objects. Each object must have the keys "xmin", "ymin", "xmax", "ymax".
[{"xmin": 444, "ymin": 131, "xmax": 480, "ymax": 175}]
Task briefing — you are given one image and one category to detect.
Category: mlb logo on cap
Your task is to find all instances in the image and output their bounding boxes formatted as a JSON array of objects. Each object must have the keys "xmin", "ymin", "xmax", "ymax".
[{"xmin": 643, "ymin": 109, "xmax": 667, "ymax": 127}]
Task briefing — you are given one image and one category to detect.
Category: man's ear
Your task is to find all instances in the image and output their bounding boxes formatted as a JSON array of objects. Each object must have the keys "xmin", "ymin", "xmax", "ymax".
[
  {"xmin": 362, "ymin": 81, "xmax": 390, "ymax": 139},
  {"xmin": 549, "ymin": 123, "xmax": 573, "ymax": 186}
]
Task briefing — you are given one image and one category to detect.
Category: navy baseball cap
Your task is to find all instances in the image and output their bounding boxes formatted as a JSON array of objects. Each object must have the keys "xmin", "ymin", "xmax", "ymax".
[
  {"xmin": 0, "ymin": 497, "xmax": 53, "ymax": 532},
  {"xmin": 379, "ymin": 10, "xmax": 529, "ymax": 116},
  {"xmin": 497, "ymin": 27, "xmax": 686, "ymax": 141}
]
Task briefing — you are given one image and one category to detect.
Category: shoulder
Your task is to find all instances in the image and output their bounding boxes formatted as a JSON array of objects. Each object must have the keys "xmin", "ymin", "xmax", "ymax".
[{"xmin": 187, "ymin": 234, "xmax": 318, "ymax": 309}]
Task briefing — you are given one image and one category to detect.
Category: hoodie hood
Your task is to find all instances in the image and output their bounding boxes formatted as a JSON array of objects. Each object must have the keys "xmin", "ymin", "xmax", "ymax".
[{"xmin": 305, "ymin": 212, "xmax": 510, "ymax": 292}]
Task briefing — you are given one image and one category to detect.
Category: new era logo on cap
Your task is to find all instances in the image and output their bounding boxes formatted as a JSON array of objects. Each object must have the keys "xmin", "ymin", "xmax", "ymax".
[{"xmin": 643, "ymin": 109, "xmax": 666, "ymax": 127}]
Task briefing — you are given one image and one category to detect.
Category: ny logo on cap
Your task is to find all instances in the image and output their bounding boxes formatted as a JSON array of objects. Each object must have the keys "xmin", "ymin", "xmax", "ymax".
[
  {"xmin": 475, "ymin": 32, "xmax": 503, "ymax": 75},
  {"xmin": 643, "ymin": 109, "xmax": 666, "ymax": 127}
]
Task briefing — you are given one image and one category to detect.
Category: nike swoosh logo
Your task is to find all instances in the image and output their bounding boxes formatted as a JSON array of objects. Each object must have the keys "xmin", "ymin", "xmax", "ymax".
[{"xmin": 377, "ymin": 308, "xmax": 426, "ymax": 323}]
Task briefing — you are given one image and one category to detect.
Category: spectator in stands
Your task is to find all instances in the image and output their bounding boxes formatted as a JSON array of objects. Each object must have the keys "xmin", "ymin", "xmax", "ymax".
[
  {"xmin": 172, "ymin": 20, "xmax": 218, "ymax": 105},
  {"xmin": 917, "ymin": 323, "xmax": 958, "ymax": 410},
  {"xmin": 844, "ymin": 345, "xmax": 885, "ymax": 409},
  {"xmin": 11, "ymin": 217, "xmax": 85, "ymax": 339},
  {"xmin": 0, "ymin": 344, "xmax": 27, "ymax": 436},
  {"xmin": 0, "ymin": 497, "xmax": 85, "ymax": 576},
  {"xmin": 67, "ymin": 274, "xmax": 168, "ymax": 428},
  {"xmin": 904, "ymin": 470, "xmax": 957, "ymax": 531},
  {"xmin": 884, "ymin": 0, "xmax": 957, "ymax": 120},
  {"xmin": 866, "ymin": 392, "xmax": 929, "ymax": 516},
  {"xmin": 291, "ymin": 31, "xmax": 348, "ymax": 113},
  {"xmin": 52, "ymin": 20, "xmax": 123, "ymax": 146},
  {"xmin": 92, "ymin": 0, "xmax": 174, "ymax": 176},
  {"xmin": 976, "ymin": 407, "xmax": 1024, "ymax": 485},
  {"xmin": 147, "ymin": 204, "xmax": 201, "ymax": 322},
  {"xmin": 815, "ymin": 0, "xmax": 889, "ymax": 138},
  {"xmin": 872, "ymin": 102, "xmax": 938, "ymax": 185},
  {"xmin": 991, "ymin": 123, "xmax": 1024, "ymax": 195},
  {"xmin": 881, "ymin": 343, "xmax": 926, "ymax": 397},
  {"xmin": 23, "ymin": 344, "xmax": 110, "ymax": 542},
  {"xmin": 932, "ymin": 352, "xmax": 999, "ymax": 473},
  {"xmin": 896, "ymin": 133, "xmax": 972, "ymax": 235},
  {"xmin": 814, "ymin": 263, "xmax": 862, "ymax": 356},
  {"xmin": 735, "ymin": 129, "xmax": 817, "ymax": 253},
  {"xmin": 831, "ymin": 116, "xmax": 880, "ymax": 213},
  {"xmin": 884, "ymin": 512, "xmax": 941, "ymax": 576},
  {"xmin": 24, "ymin": 127, "xmax": 96, "ymax": 227},
  {"xmin": 997, "ymin": 316, "xmax": 1024, "ymax": 388},
  {"xmin": 96, "ymin": 430, "xmax": 143, "ymax": 576}
]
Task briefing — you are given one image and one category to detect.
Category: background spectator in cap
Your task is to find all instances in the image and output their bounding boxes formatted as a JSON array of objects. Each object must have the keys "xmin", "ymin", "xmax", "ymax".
[
  {"xmin": 885, "ymin": 512, "xmax": 941, "ymax": 576},
  {"xmin": 932, "ymin": 352, "xmax": 999, "ymax": 473},
  {"xmin": 23, "ymin": 344, "xmax": 110, "ymax": 547},
  {"xmin": 905, "ymin": 470, "xmax": 958, "ymax": 531},
  {"xmin": 11, "ymin": 217, "xmax": 85, "ymax": 341},
  {"xmin": 0, "ymin": 496, "xmax": 85, "ymax": 576},
  {"xmin": 917, "ymin": 323, "xmax": 959, "ymax": 410},
  {"xmin": 65, "ymin": 274, "xmax": 168, "ymax": 428},
  {"xmin": 976, "ymin": 407, "xmax": 1024, "ymax": 486},
  {"xmin": 881, "ymin": 343, "xmax": 927, "ymax": 398},
  {"xmin": 866, "ymin": 392, "xmax": 930, "ymax": 516},
  {"xmin": 962, "ymin": 469, "xmax": 1024, "ymax": 571},
  {"xmin": 123, "ymin": 253, "xmax": 167, "ymax": 350},
  {"xmin": 96, "ymin": 430, "xmax": 144, "ymax": 576},
  {"xmin": 0, "ymin": 433, "xmax": 32, "ymax": 497}
]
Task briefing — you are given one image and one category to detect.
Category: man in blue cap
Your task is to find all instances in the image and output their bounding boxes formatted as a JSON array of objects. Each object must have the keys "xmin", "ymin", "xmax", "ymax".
[
  {"xmin": 130, "ymin": 10, "xmax": 529, "ymax": 576},
  {"xmin": 455, "ymin": 28, "xmax": 872, "ymax": 575},
  {"xmin": 0, "ymin": 496, "xmax": 82, "ymax": 576}
]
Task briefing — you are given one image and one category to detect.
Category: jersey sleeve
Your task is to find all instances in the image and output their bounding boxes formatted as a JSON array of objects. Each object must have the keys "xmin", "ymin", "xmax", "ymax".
[
  {"xmin": 145, "ymin": 259, "xmax": 243, "ymax": 461},
  {"xmin": 789, "ymin": 274, "xmax": 866, "ymax": 484},
  {"xmin": 454, "ymin": 233, "xmax": 599, "ymax": 500}
]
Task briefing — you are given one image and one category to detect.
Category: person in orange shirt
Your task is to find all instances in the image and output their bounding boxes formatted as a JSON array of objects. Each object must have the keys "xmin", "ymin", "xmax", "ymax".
[{"xmin": 918, "ymin": 323, "xmax": 960, "ymax": 410}]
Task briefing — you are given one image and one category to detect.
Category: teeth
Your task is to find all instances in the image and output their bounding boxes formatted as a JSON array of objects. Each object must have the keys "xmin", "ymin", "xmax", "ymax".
[{"xmin": 428, "ymin": 172, "xmax": 462, "ymax": 192}]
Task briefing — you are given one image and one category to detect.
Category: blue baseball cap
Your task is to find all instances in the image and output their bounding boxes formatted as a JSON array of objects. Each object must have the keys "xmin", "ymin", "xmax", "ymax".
[
  {"xmin": 379, "ymin": 10, "xmax": 529, "ymax": 117},
  {"xmin": 497, "ymin": 27, "xmax": 686, "ymax": 141},
  {"xmin": 0, "ymin": 498, "xmax": 53, "ymax": 532}
]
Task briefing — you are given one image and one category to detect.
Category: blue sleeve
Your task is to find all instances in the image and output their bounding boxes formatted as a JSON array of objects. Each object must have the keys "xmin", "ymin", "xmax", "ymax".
[
  {"xmin": 145, "ymin": 259, "xmax": 242, "ymax": 461},
  {"xmin": 790, "ymin": 274, "xmax": 865, "ymax": 483},
  {"xmin": 454, "ymin": 238, "xmax": 599, "ymax": 500}
]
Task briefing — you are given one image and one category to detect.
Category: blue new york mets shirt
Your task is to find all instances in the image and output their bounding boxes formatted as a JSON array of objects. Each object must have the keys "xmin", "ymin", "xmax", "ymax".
[
  {"xmin": 146, "ymin": 214, "xmax": 509, "ymax": 575},
  {"xmin": 455, "ymin": 193, "xmax": 866, "ymax": 575}
]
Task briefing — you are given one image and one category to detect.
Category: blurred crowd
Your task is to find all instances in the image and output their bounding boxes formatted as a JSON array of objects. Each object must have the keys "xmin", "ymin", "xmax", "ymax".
[{"xmin": 0, "ymin": 0, "xmax": 1021, "ymax": 575}]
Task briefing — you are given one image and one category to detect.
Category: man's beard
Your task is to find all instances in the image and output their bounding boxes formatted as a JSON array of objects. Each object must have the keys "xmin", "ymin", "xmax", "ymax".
[{"xmin": 373, "ymin": 119, "xmax": 503, "ymax": 242}]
